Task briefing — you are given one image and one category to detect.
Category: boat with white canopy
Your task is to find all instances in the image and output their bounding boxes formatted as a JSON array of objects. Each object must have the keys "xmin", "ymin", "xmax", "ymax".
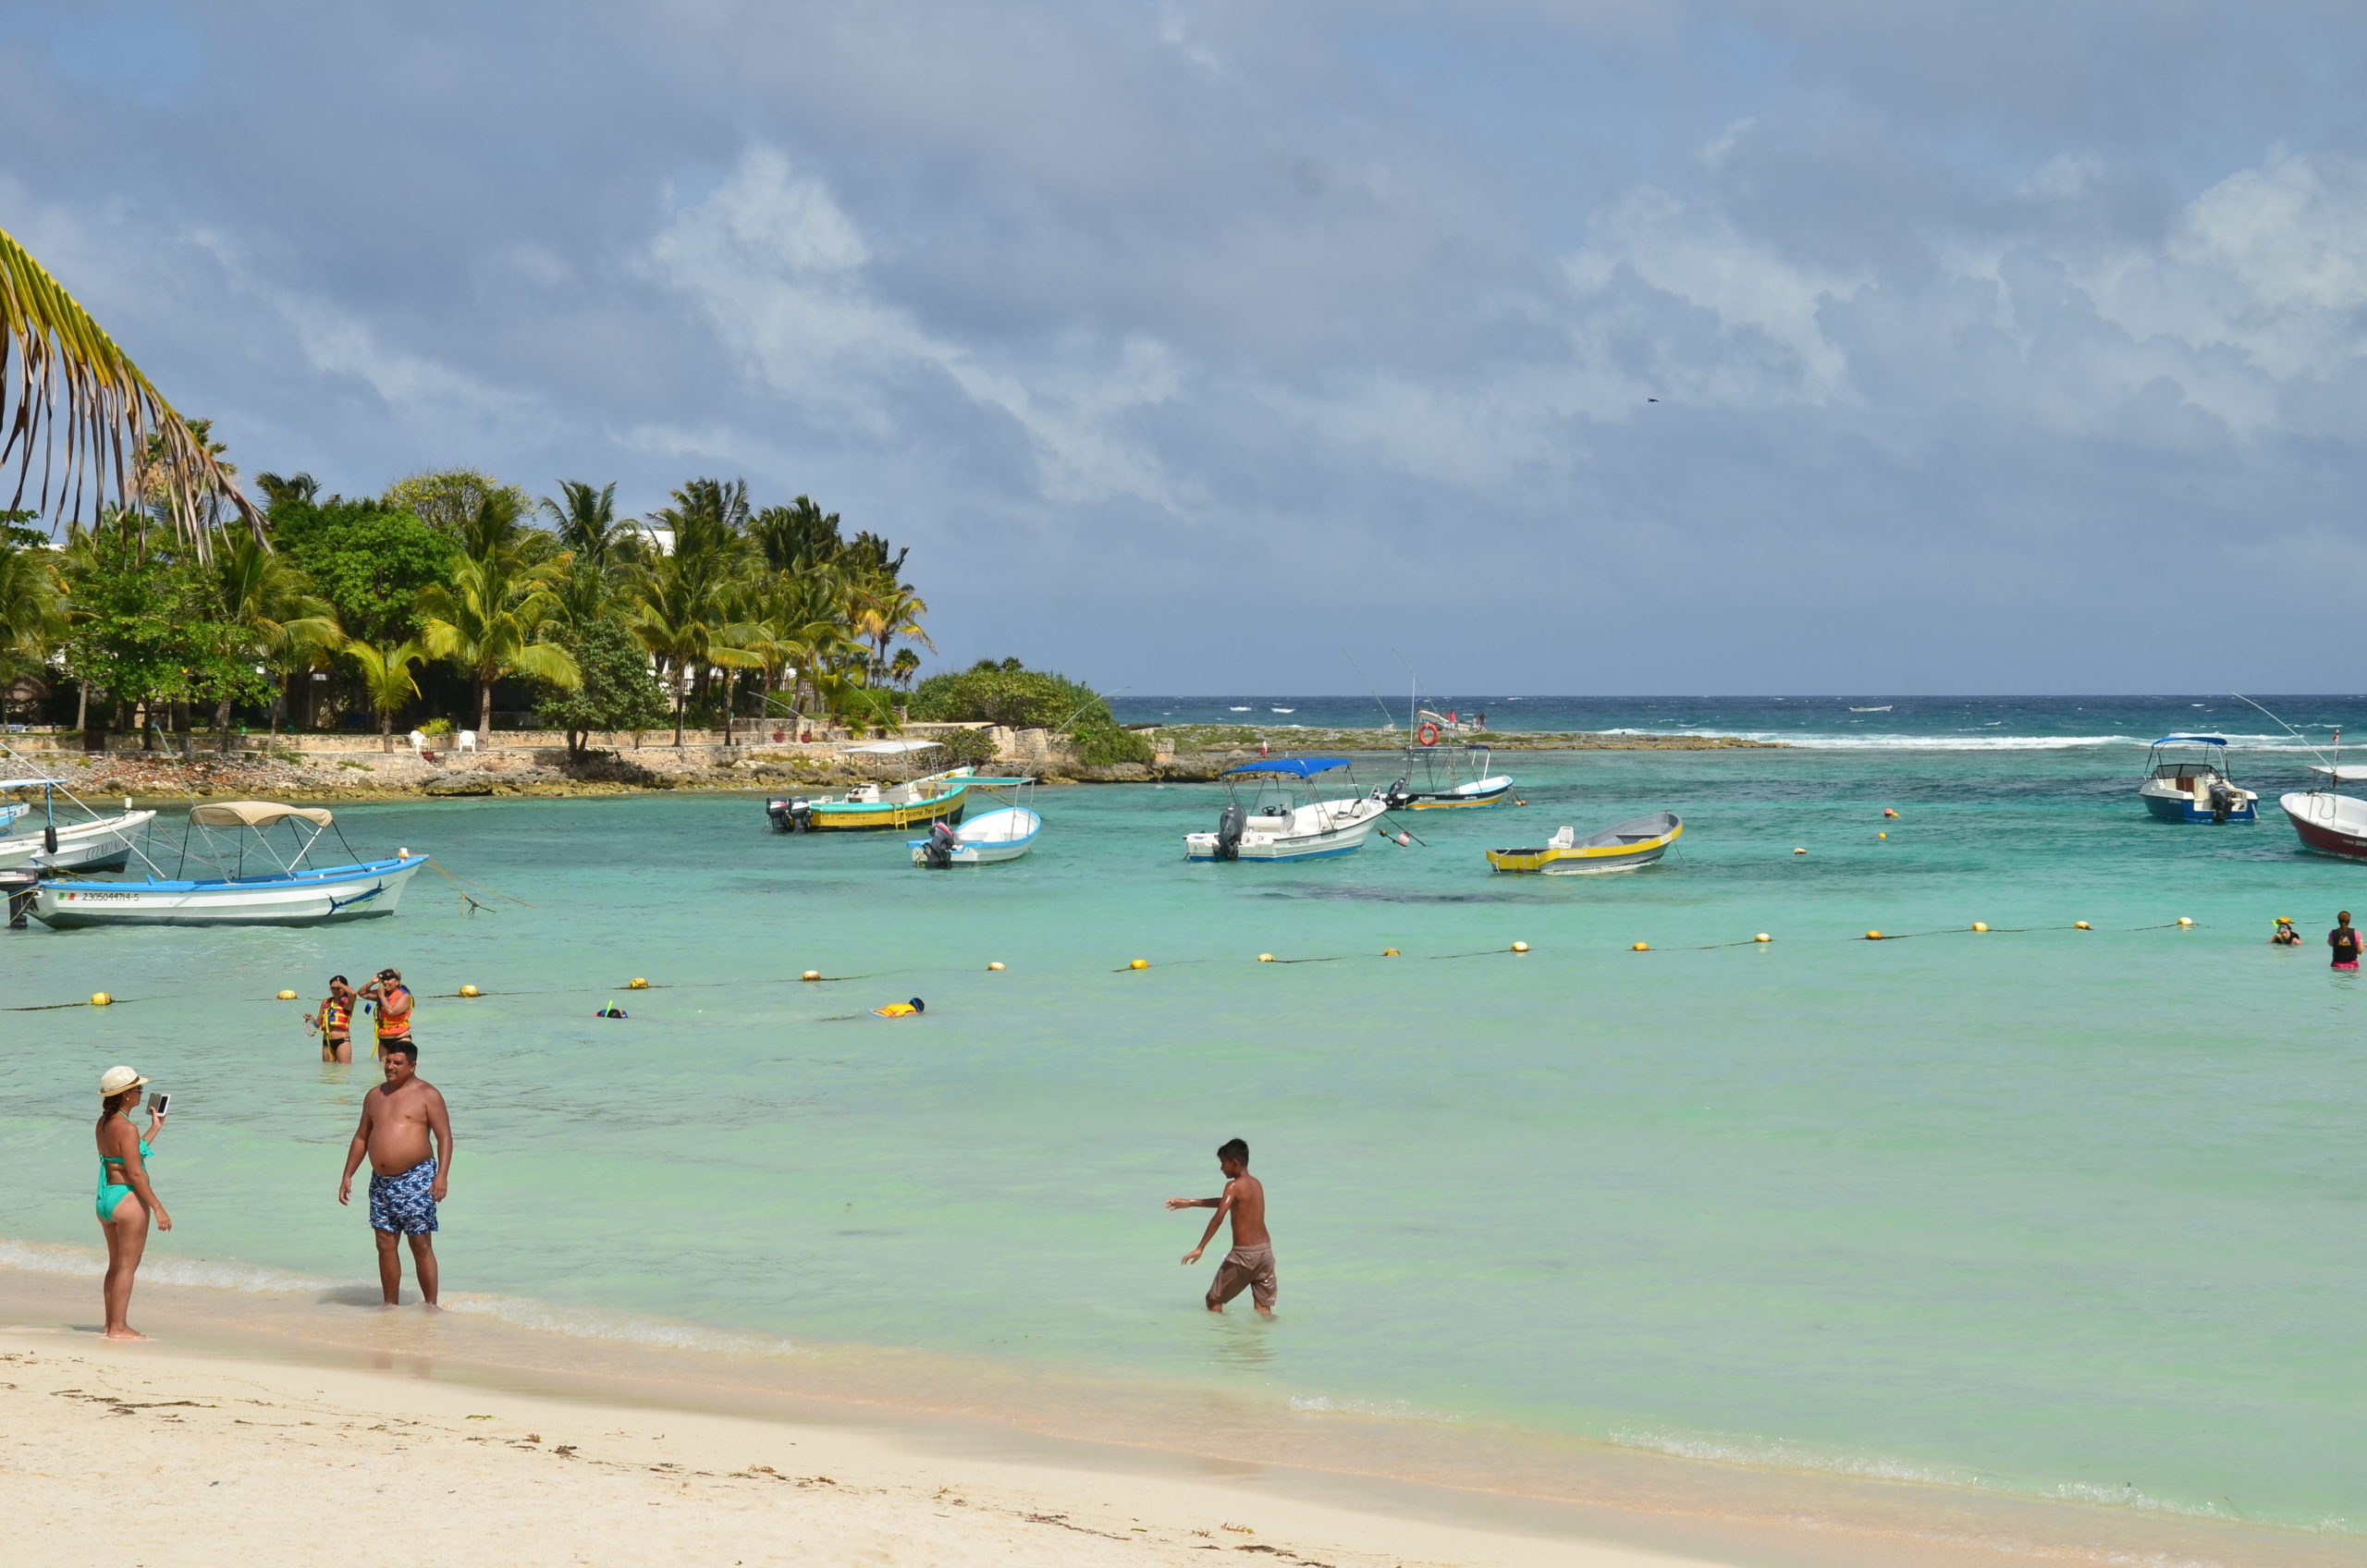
[
  {"xmin": 910, "ymin": 777, "xmax": 1040, "ymax": 865},
  {"xmin": 30, "ymin": 801, "xmax": 426, "ymax": 927},
  {"xmin": 1376, "ymin": 742, "xmax": 1514, "ymax": 811},
  {"xmin": 1185, "ymin": 758, "xmax": 1389, "ymax": 863},
  {"xmin": 0, "ymin": 777, "xmax": 155, "ymax": 873},
  {"xmin": 767, "ymin": 741, "xmax": 976, "ymax": 832}
]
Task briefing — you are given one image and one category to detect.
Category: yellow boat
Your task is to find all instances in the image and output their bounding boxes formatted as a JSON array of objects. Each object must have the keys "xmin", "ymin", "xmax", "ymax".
[
  {"xmin": 1486, "ymin": 812, "xmax": 1682, "ymax": 875},
  {"xmin": 767, "ymin": 741, "xmax": 978, "ymax": 833}
]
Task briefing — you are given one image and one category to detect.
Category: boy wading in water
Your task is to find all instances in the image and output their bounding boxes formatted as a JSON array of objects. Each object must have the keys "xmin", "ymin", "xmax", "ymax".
[
  {"xmin": 337, "ymin": 1041, "xmax": 452, "ymax": 1306},
  {"xmin": 1168, "ymin": 1138, "xmax": 1275, "ymax": 1316}
]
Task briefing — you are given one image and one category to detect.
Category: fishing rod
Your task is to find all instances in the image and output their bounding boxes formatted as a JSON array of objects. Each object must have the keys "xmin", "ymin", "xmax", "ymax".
[
  {"xmin": 2229, "ymin": 692, "xmax": 2335, "ymax": 769},
  {"xmin": 1342, "ymin": 649, "xmax": 1399, "ymax": 730}
]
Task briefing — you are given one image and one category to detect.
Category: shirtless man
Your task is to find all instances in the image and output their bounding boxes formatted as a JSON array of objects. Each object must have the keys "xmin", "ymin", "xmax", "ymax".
[
  {"xmin": 336, "ymin": 1041, "xmax": 453, "ymax": 1306},
  {"xmin": 1166, "ymin": 1137, "xmax": 1275, "ymax": 1316}
]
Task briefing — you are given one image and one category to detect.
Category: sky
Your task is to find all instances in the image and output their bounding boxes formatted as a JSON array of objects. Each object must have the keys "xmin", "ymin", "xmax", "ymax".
[{"xmin": 6, "ymin": 2, "xmax": 2366, "ymax": 692}]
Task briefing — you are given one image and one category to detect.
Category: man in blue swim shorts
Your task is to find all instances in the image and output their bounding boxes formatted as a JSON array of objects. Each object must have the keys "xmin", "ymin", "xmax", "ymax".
[{"xmin": 337, "ymin": 1040, "xmax": 454, "ymax": 1306}]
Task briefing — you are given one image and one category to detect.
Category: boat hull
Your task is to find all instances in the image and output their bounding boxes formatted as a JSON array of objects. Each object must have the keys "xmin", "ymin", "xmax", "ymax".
[
  {"xmin": 2140, "ymin": 787, "xmax": 2256, "ymax": 823},
  {"xmin": 808, "ymin": 792, "xmax": 966, "ymax": 831},
  {"xmin": 32, "ymin": 856, "xmax": 426, "ymax": 927},
  {"xmin": 2280, "ymin": 793, "xmax": 2367, "ymax": 860},
  {"xmin": 0, "ymin": 811, "xmax": 157, "ymax": 873},
  {"xmin": 1398, "ymin": 776, "xmax": 1514, "ymax": 809},
  {"xmin": 1185, "ymin": 801, "xmax": 1385, "ymax": 862},
  {"xmin": 909, "ymin": 808, "xmax": 1040, "ymax": 865},
  {"xmin": 1488, "ymin": 813, "xmax": 1683, "ymax": 875}
]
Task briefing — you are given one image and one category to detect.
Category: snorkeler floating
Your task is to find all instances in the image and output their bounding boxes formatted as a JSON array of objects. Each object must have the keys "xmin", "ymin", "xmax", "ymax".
[{"xmin": 873, "ymin": 998, "xmax": 926, "ymax": 1018}]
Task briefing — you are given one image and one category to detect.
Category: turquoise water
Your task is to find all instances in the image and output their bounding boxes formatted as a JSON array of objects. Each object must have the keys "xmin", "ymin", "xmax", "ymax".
[{"xmin": 4, "ymin": 724, "xmax": 2364, "ymax": 1533}]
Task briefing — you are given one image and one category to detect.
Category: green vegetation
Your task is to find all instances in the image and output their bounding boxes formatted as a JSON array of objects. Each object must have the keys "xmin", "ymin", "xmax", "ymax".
[{"xmin": 909, "ymin": 657, "xmax": 1152, "ymax": 766}]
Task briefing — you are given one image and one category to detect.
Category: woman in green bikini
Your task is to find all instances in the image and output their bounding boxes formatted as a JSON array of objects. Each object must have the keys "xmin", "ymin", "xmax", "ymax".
[{"xmin": 94, "ymin": 1064, "xmax": 171, "ymax": 1340}]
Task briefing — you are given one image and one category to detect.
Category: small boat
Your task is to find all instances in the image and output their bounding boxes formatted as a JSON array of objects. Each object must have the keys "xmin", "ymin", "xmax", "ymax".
[
  {"xmin": 1848, "ymin": 705, "xmax": 1893, "ymax": 713},
  {"xmin": 1487, "ymin": 811, "xmax": 1683, "ymax": 874},
  {"xmin": 0, "ymin": 777, "xmax": 156, "ymax": 873},
  {"xmin": 1378, "ymin": 742, "xmax": 1514, "ymax": 810},
  {"xmin": 1185, "ymin": 758, "xmax": 1388, "ymax": 862},
  {"xmin": 1229, "ymin": 706, "xmax": 1252, "ymax": 712},
  {"xmin": 910, "ymin": 777, "xmax": 1040, "ymax": 866},
  {"xmin": 2278, "ymin": 789, "xmax": 2367, "ymax": 859},
  {"xmin": 31, "ymin": 801, "xmax": 426, "ymax": 927},
  {"xmin": 2138, "ymin": 735, "xmax": 2257, "ymax": 823},
  {"xmin": 1270, "ymin": 707, "xmax": 1294, "ymax": 714},
  {"xmin": 768, "ymin": 741, "xmax": 975, "ymax": 832}
]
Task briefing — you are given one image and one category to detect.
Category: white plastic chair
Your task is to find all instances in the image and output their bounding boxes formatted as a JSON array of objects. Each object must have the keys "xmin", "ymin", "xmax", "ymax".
[
  {"xmin": 409, "ymin": 729, "xmax": 427, "ymax": 753},
  {"xmin": 457, "ymin": 729, "xmax": 477, "ymax": 753}
]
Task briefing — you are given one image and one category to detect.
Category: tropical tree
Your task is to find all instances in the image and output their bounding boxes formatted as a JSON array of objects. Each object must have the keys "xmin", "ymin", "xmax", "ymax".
[
  {"xmin": 253, "ymin": 471, "xmax": 321, "ymax": 508},
  {"xmin": 414, "ymin": 546, "xmax": 581, "ymax": 737},
  {"xmin": 343, "ymin": 637, "xmax": 425, "ymax": 750},
  {"xmin": 208, "ymin": 534, "xmax": 340, "ymax": 741},
  {"xmin": 850, "ymin": 580, "xmax": 932, "ymax": 682},
  {"xmin": 383, "ymin": 468, "xmax": 530, "ymax": 543},
  {"xmin": 2, "ymin": 226, "xmax": 261, "ymax": 553},
  {"xmin": 0, "ymin": 514, "xmax": 62, "ymax": 685},
  {"xmin": 538, "ymin": 613, "xmax": 669, "ymax": 760},
  {"xmin": 889, "ymin": 646, "xmax": 920, "ymax": 692}
]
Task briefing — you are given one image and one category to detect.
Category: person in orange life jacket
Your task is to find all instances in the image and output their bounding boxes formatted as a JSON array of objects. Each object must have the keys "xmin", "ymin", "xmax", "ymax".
[
  {"xmin": 308, "ymin": 974, "xmax": 358, "ymax": 1063},
  {"xmin": 361, "ymin": 969, "xmax": 415, "ymax": 1055}
]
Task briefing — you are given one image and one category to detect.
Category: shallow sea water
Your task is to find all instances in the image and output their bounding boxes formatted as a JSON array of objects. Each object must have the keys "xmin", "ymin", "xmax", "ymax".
[{"xmin": 4, "ymin": 702, "xmax": 2364, "ymax": 1537}]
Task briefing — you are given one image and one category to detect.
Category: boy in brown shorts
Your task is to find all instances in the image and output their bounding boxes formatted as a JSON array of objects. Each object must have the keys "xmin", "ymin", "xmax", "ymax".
[{"xmin": 1167, "ymin": 1137, "xmax": 1274, "ymax": 1315}]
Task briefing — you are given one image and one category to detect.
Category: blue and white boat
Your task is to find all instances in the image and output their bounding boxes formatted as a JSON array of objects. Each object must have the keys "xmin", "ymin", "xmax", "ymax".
[
  {"xmin": 1185, "ymin": 758, "xmax": 1389, "ymax": 862},
  {"xmin": 0, "ymin": 777, "xmax": 155, "ymax": 872},
  {"xmin": 2138, "ymin": 735, "xmax": 2257, "ymax": 823},
  {"xmin": 910, "ymin": 777, "xmax": 1041, "ymax": 866},
  {"xmin": 31, "ymin": 800, "xmax": 427, "ymax": 927}
]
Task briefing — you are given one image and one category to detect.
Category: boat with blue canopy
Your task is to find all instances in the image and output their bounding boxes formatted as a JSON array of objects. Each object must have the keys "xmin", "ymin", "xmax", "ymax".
[
  {"xmin": 2138, "ymin": 735, "xmax": 2257, "ymax": 823},
  {"xmin": 1184, "ymin": 757, "xmax": 1389, "ymax": 862},
  {"xmin": 31, "ymin": 800, "xmax": 426, "ymax": 927}
]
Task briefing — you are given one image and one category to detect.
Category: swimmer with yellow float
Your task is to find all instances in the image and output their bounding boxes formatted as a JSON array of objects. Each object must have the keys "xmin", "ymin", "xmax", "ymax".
[{"xmin": 874, "ymin": 998, "xmax": 926, "ymax": 1018}]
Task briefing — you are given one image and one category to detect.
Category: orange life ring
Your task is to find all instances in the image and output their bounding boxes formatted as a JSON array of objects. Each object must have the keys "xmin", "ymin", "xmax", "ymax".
[{"xmin": 1417, "ymin": 722, "xmax": 1441, "ymax": 747}]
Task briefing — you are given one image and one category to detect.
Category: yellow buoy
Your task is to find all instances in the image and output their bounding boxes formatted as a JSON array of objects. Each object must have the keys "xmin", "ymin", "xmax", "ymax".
[
  {"xmin": 1877, "ymin": 831, "xmax": 1888, "ymax": 839},
  {"xmin": 90, "ymin": 992, "xmax": 112, "ymax": 1007},
  {"xmin": 2074, "ymin": 921, "xmax": 2091, "ymax": 930},
  {"xmin": 1129, "ymin": 958, "xmax": 1149, "ymax": 970},
  {"xmin": 1381, "ymin": 948, "xmax": 1400, "ymax": 957},
  {"xmin": 458, "ymin": 985, "xmax": 481, "ymax": 998},
  {"xmin": 1971, "ymin": 922, "xmax": 1989, "ymax": 933},
  {"xmin": 1257, "ymin": 953, "xmax": 1275, "ymax": 962},
  {"xmin": 800, "ymin": 970, "xmax": 821, "ymax": 982},
  {"xmin": 276, "ymin": 988, "xmax": 298, "ymax": 1000},
  {"xmin": 1865, "ymin": 930, "xmax": 1883, "ymax": 940},
  {"xmin": 1511, "ymin": 941, "xmax": 1529, "ymax": 953},
  {"xmin": 1631, "ymin": 941, "xmax": 1650, "ymax": 951},
  {"xmin": 1792, "ymin": 847, "xmax": 1807, "ymax": 855},
  {"xmin": 2177, "ymin": 916, "xmax": 2194, "ymax": 926},
  {"xmin": 627, "ymin": 977, "xmax": 650, "ymax": 989},
  {"xmin": 1754, "ymin": 933, "xmax": 1772, "ymax": 943},
  {"xmin": 987, "ymin": 962, "xmax": 1006, "ymax": 972}
]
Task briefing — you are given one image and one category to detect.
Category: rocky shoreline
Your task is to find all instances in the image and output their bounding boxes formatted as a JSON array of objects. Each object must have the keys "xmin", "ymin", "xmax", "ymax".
[{"xmin": 13, "ymin": 729, "xmax": 1779, "ymax": 806}]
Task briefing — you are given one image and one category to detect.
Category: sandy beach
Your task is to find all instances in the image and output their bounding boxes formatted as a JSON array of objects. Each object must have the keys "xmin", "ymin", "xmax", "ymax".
[{"xmin": 0, "ymin": 1321, "xmax": 1710, "ymax": 1568}]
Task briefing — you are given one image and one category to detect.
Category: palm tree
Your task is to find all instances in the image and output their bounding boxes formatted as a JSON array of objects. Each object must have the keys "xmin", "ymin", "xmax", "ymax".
[
  {"xmin": 210, "ymin": 534, "xmax": 340, "ymax": 742},
  {"xmin": 631, "ymin": 555, "xmax": 758, "ymax": 746},
  {"xmin": 344, "ymin": 638, "xmax": 426, "ymax": 750},
  {"xmin": 2, "ymin": 227, "xmax": 259, "ymax": 552},
  {"xmin": 889, "ymin": 646, "xmax": 920, "ymax": 692},
  {"xmin": 415, "ymin": 548, "xmax": 582, "ymax": 737},
  {"xmin": 542, "ymin": 480, "xmax": 638, "ymax": 569},
  {"xmin": 850, "ymin": 580, "xmax": 933, "ymax": 682},
  {"xmin": 253, "ymin": 471, "xmax": 320, "ymax": 508}
]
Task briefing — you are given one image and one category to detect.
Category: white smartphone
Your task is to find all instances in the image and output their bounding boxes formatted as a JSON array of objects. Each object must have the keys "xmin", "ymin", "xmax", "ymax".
[{"xmin": 146, "ymin": 1092, "xmax": 170, "ymax": 1116}]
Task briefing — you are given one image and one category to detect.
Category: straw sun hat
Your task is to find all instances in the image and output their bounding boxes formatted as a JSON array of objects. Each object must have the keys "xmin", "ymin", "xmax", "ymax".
[{"xmin": 98, "ymin": 1065, "xmax": 149, "ymax": 1097}]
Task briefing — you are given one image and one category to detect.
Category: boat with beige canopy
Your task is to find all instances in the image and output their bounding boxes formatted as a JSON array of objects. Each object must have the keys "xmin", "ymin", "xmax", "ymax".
[{"xmin": 29, "ymin": 801, "xmax": 427, "ymax": 927}]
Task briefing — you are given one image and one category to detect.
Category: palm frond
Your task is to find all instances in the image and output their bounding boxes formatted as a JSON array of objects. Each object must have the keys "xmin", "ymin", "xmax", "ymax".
[{"xmin": 1, "ymin": 225, "xmax": 260, "ymax": 554}]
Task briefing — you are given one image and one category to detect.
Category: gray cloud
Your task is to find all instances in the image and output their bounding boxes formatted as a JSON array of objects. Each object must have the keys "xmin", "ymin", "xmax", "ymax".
[{"xmin": 5, "ymin": 2, "xmax": 2365, "ymax": 690}]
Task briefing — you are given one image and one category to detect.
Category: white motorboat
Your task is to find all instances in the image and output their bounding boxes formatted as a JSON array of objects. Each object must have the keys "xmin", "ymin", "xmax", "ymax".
[
  {"xmin": 911, "ymin": 777, "xmax": 1040, "ymax": 866},
  {"xmin": 1185, "ymin": 758, "xmax": 1389, "ymax": 862},
  {"xmin": 0, "ymin": 777, "xmax": 155, "ymax": 872},
  {"xmin": 31, "ymin": 801, "xmax": 426, "ymax": 928},
  {"xmin": 2138, "ymin": 735, "xmax": 2257, "ymax": 824},
  {"xmin": 1377, "ymin": 743, "xmax": 1514, "ymax": 810},
  {"xmin": 2279, "ymin": 789, "xmax": 2367, "ymax": 861}
]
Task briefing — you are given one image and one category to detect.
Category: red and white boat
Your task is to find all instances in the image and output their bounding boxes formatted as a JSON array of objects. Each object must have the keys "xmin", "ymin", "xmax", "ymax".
[{"xmin": 2278, "ymin": 789, "xmax": 2367, "ymax": 860}]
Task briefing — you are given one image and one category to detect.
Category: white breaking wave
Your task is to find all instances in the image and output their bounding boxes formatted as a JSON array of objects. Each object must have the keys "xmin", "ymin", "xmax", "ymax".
[
  {"xmin": 0, "ymin": 1238, "xmax": 334, "ymax": 1293},
  {"xmin": 1608, "ymin": 1425, "xmax": 1964, "ymax": 1486},
  {"xmin": 1286, "ymin": 1393, "xmax": 1466, "ymax": 1424},
  {"xmin": 439, "ymin": 1293, "xmax": 800, "ymax": 1358},
  {"xmin": 0, "ymin": 1236, "xmax": 797, "ymax": 1360}
]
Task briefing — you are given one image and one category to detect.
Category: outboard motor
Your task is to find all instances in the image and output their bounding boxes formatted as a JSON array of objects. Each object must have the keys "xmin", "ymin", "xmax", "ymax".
[
  {"xmin": 1, "ymin": 869, "xmax": 37, "ymax": 929},
  {"xmin": 767, "ymin": 798, "xmax": 815, "ymax": 833},
  {"xmin": 1213, "ymin": 802, "xmax": 1246, "ymax": 862},
  {"xmin": 2209, "ymin": 780, "xmax": 2234, "ymax": 824},
  {"xmin": 923, "ymin": 820, "xmax": 959, "ymax": 869},
  {"xmin": 766, "ymin": 798, "xmax": 792, "ymax": 832},
  {"xmin": 1383, "ymin": 776, "xmax": 1412, "ymax": 811}
]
